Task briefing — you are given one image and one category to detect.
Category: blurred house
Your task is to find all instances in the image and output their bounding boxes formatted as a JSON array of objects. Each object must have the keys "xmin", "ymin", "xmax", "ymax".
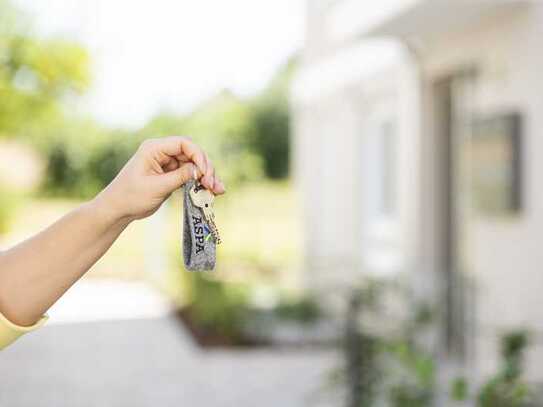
[{"xmin": 292, "ymin": 0, "xmax": 542, "ymax": 390}]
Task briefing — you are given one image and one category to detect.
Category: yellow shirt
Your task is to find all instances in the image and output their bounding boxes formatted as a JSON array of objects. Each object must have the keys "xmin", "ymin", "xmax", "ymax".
[{"xmin": 0, "ymin": 311, "xmax": 47, "ymax": 350}]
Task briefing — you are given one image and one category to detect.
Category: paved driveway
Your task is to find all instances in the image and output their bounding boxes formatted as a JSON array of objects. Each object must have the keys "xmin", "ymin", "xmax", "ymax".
[{"xmin": 0, "ymin": 316, "xmax": 337, "ymax": 407}]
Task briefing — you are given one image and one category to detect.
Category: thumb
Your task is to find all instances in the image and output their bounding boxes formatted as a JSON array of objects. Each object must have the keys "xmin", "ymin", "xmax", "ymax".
[{"xmin": 160, "ymin": 162, "xmax": 197, "ymax": 192}]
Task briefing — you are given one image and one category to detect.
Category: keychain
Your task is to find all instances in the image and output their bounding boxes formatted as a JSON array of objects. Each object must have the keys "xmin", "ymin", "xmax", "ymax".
[{"xmin": 182, "ymin": 180, "xmax": 220, "ymax": 271}]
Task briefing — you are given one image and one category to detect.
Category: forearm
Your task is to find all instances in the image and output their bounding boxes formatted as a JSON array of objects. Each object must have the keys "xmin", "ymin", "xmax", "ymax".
[{"xmin": 0, "ymin": 195, "xmax": 131, "ymax": 326}]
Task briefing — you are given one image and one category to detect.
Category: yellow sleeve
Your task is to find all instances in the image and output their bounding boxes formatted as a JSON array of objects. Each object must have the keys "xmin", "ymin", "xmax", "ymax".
[{"xmin": 0, "ymin": 311, "xmax": 48, "ymax": 350}]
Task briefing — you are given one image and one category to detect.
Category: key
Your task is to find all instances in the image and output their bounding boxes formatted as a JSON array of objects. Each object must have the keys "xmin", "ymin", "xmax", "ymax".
[{"xmin": 189, "ymin": 183, "xmax": 222, "ymax": 244}]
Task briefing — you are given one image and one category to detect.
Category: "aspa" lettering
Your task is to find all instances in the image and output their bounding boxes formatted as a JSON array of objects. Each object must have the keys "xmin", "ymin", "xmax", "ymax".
[{"xmin": 192, "ymin": 215, "xmax": 205, "ymax": 254}]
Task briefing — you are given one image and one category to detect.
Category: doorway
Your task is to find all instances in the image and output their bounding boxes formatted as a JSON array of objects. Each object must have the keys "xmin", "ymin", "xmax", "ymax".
[{"xmin": 433, "ymin": 71, "xmax": 476, "ymax": 363}]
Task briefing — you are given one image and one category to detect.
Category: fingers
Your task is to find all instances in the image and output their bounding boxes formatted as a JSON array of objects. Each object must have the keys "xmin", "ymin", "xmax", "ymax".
[
  {"xmin": 161, "ymin": 162, "xmax": 198, "ymax": 192},
  {"xmin": 140, "ymin": 136, "xmax": 225, "ymax": 194},
  {"xmin": 160, "ymin": 163, "xmax": 225, "ymax": 195},
  {"xmin": 202, "ymin": 154, "xmax": 226, "ymax": 194},
  {"xmin": 142, "ymin": 136, "xmax": 207, "ymax": 177},
  {"xmin": 201, "ymin": 154, "xmax": 214, "ymax": 190},
  {"xmin": 164, "ymin": 157, "xmax": 180, "ymax": 172},
  {"xmin": 213, "ymin": 178, "xmax": 226, "ymax": 195}
]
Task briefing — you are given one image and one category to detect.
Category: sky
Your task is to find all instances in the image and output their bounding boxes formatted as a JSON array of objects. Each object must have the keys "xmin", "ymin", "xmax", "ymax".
[{"xmin": 14, "ymin": 0, "xmax": 305, "ymax": 129}]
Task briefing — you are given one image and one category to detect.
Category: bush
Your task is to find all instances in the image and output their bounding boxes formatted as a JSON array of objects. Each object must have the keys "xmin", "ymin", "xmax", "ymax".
[
  {"xmin": 273, "ymin": 296, "xmax": 321, "ymax": 324},
  {"xmin": 335, "ymin": 280, "xmax": 540, "ymax": 407},
  {"xmin": 250, "ymin": 98, "xmax": 290, "ymax": 179},
  {"xmin": 185, "ymin": 273, "xmax": 251, "ymax": 343},
  {"xmin": 248, "ymin": 57, "xmax": 296, "ymax": 179},
  {"xmin": 86, "ymin": 133, "xmax": 137, "ymax": 187},
  {"xmin": 39, "ymin": 121, "xmax": 139, "ymax": 198},
  {"xmin": 142, "ymin": 92, "xmax": 264, "ymax": 189},
  {"xmin": 478, "ymin": 331, "xmax": 533, "ymax": 407}
]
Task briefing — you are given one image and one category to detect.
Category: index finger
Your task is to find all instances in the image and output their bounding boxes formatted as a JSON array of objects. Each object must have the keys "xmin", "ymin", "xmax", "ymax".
[{"xmin": 154, "ymin": 136, "xmax": 207, "ymax": 176}]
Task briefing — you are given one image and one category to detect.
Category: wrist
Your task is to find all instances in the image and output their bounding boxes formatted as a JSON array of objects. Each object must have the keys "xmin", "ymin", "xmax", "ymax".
[{"xmin": 89, "ymin": 190, "xmax": 135, "ymax": 229}]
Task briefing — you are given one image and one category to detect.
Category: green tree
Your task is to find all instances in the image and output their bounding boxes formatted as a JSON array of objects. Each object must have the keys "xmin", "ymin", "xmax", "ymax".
[
  {"xmin": 249, "ymin": 57, "xmax": 297, "ymax": 179},
  {"xmin": 142, "ymin": 90, "xmax": 263, "ymax": 188},
  {"xmin": 0, "ymin": 0, "xmax": 90, "ymax": 138}
]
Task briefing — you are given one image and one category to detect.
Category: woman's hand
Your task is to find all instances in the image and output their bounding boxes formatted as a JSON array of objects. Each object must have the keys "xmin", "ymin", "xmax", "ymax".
[{"xmin": 96, "ymin": 136, "xmax": 225, "ymax": 222}]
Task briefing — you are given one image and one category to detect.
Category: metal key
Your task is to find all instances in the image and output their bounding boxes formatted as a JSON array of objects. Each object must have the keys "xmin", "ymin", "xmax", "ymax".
[{"xmin": 189, "ymin": 183, "xmax": 222, "ymax": 244}]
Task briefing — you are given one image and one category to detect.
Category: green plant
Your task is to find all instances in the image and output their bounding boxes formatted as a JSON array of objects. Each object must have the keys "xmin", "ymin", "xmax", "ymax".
[
  {"xmin": 273, "ymin": 296, "xmax": 321, "ymax": 324},
  {"xmin": 335, "ymin": 279, "xmax": 540, "ymax": 407},
  {"xmin": 141, "ymin": 91, "xmax": 264, "ymax": 190},
  {"xmin": 186, "ymin": 273, "xmax": 251, "ymax": 342},
  {"xmin": 385, "ymin": 301, "xmax": 436, "ymax": 407},
  {"xmin": 478, "ymin": 331, "xmax": 534, "ymax": 407},
  {"xmin": 248, "ymin": 57, "xmax": 297, "ymax": 179},
  {"xmin": 86, "ymin": 132, "xmax": 137, "ymax": 188},
  {"xmin": 450, "ymin": 377, "xmax": 469, "ymax": 402},
  {"xmin": 336, "ymin": 280, "xmax": 437, "ymax": 407},
  {"xmin": 0, "ymin": 0, "xmax": 90, "ymax": 138},
  {"xmin": 344, "ymin": 291, "xmax": 381, "ymax": 407},
  {"xmin": 386, "ymin": 340, "xmax": 435, "ymax": 407},
  {"xmin": 39, "ymin": 120, "xmax": 139, "ymax": 198}
]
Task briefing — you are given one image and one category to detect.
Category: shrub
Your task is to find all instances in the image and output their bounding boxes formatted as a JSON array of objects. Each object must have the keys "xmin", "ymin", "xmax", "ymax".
[
  {"xmin": 248, "ymin": 57, "xmax": 296, "ymax": 179},
  {"xmin": 186, "ymin": 273, "xmax": 251, "ymax": 343},
  {"xmin": 273, "ymin": 296, "xmax": 321, "ymax": 324},
  {"xmin": 478, "ymin": 331, "xmax": 533, "ymax": 407},
  {"xmin": 39, "ymin": 121, "xmax": 139, "ymax": 198}
]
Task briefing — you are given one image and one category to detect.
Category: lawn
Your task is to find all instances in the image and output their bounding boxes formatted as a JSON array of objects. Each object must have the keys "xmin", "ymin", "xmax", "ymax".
[
  {"xmin": 0, "ymin": 197, "xmax": 148, "ymax": 280},
  {"xmin": 0, "ymin": 180, "xmax": 303, "ymax": 296}
]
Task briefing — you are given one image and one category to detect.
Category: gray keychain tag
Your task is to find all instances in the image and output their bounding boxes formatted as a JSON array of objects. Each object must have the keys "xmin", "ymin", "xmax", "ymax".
[{"xmin": 183, "ymin": 180, "xmax": 216, "ymax": 271}]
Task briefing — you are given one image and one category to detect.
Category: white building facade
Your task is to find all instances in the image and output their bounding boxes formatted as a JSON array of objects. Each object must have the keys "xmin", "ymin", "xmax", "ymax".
[{"xmin": 292, "ymin": 0, "xmax": 543, "ymax": 387}]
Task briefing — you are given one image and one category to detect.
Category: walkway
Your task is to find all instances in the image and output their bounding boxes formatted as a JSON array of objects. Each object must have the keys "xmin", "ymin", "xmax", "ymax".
[{"xmin": 0, "ymin": 281, "xmax": 337, "ymax": 407}]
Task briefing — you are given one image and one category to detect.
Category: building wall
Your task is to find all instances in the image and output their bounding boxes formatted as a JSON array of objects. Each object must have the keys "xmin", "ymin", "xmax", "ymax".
[
  {"xmin": 417, "ymin": 4, "xmax": 543, "ymax": 381},
  {"xmin": 292, "ymin": 35, "xmax": 416, "ymax": 294},
  {"xmin": 295, "ymin": 0, "xmax": 543, "ymax": 384}
]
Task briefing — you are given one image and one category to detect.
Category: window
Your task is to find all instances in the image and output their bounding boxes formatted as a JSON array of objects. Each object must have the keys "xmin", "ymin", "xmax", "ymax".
[{"xmin": 365, "ymin": 119, "xmax": 397, "ymax": 220}]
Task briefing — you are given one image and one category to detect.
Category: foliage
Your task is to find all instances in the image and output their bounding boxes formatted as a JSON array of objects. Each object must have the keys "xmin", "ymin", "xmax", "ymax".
[
  {"xmin": 273, "ymin": 295, "xmax": 321, "ymax": 324},
  {"xmin": 340, "ymin": 281, "xmax": 436, "ymax": 407},
  {"xmin": 344, "ymin": 289, "xmax": 381, "ymax": 407},
  {"xmin": 38, "ymin": 119, "xmax": 138, "ymax": 198},
  {"xmin": 184, "ymin": 273, "xmax": 251, "ymax": 342},
  {"xmin": 33, "ymin": 58, "xmax": 294, "ymax": 197},
  {"xmin": 1, "ymin": 0, "xmax": 295, "ymax": 198},
  {"xmin": 450, "ymin": 377, "xmax": 469, "ymax": 402},
  {"xmin": 337, "ymin": 279, "xmax": 539, "ymax": 407},
  {"xmin": 141, "ymin": 91, "xmax": 264, "ymax": 190},
  {"xmin": 477, "ymin": 331, "xmax": 534, "ymax": 407},
  {"xmin": 386, "ymin": 341, "xmax": 435, "ymax": 407},
  {"xmin": 248, "ymin": 57, "xmax": 296, "ymax": 179},
  {"xmin": 0, "ymin": 0, "xmax": 90, "ymax": 137}
]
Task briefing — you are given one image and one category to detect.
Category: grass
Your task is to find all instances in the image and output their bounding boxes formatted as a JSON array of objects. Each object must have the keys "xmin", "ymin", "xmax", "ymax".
[
  {"xmin": 0, "ymin": 180, "xmax": 303, "ymax": 297},
  {"xmin": 0, "ymin": 197, "xmax": 148, "ymax": 280},
  {"xmin": 164, "ymin": 180, "xmax": 302, "ymax": 302}
]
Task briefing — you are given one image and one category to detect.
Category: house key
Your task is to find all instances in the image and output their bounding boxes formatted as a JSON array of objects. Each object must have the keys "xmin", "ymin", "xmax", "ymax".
[{"xmin": 189, "ymin": 183, "xmax": 222, "ymax": 244}]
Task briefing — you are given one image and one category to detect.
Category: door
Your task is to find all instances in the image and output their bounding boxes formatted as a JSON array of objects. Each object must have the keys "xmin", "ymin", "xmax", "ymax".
[{"xmin": 433, "ymin": 71, "xmax": 476, "ymax": 364}]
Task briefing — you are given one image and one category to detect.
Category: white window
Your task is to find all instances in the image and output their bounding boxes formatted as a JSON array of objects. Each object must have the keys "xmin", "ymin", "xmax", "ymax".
[
  {"xmin": 365, "ymin": 118, "xmax": 397, "ymax": 221},
  {"xmin": 362, "ymin": 111, "xmax": 401, "ymax": 274}
]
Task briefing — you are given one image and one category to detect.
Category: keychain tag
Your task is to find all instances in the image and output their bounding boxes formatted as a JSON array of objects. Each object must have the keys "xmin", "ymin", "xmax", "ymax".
[{"xmin": 182, "ymin": 180, "xmax": 217, "ymax": 271}]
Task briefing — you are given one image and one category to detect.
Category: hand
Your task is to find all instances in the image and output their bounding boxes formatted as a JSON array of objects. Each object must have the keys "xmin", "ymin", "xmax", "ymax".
[{"xmin": 95, "ymin": 136, "xmax": 225, "ymax": 222}]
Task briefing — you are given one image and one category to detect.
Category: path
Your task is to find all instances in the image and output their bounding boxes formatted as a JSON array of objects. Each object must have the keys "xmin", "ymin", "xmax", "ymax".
[{"xmin": 0, "ymin": 281, "xmax": 337, "ymax": 407}]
